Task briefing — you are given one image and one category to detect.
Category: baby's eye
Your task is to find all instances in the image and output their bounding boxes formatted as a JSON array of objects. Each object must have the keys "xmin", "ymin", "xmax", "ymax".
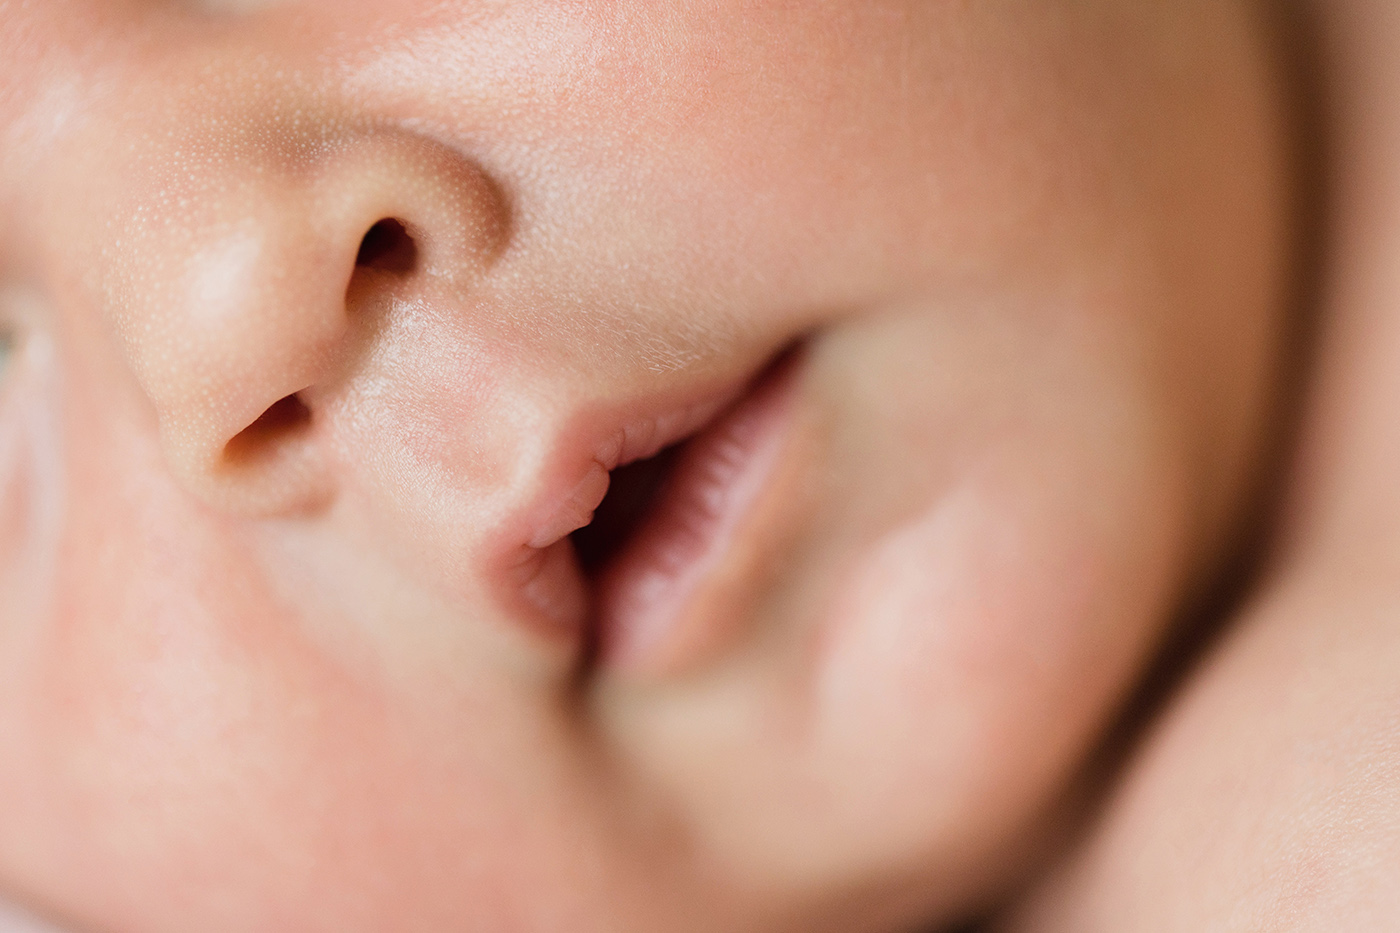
[{"xmin": 0, "ymin": 330, "xmax": 12, "ymax": 381}]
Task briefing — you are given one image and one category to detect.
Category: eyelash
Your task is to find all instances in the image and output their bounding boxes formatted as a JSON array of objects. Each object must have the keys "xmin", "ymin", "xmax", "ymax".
[{"xmin": 0, "ymin": 329, "xmax": 13, "ymax": 380}]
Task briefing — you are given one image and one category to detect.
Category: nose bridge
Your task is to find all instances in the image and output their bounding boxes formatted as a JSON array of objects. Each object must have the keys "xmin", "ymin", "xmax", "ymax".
[{"xmin": 57, "ymin": 71, "xmax": 508, "ymax": 513}]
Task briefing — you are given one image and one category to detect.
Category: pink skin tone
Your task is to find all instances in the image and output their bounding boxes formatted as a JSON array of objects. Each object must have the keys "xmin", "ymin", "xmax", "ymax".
[
  {"xmin": 1002, "ymin": 3, "xmax": 1400, "ymax": 929},
  {"xmin": 0, "ymin": 2, "xmax": 1289, "ymax": 931}
]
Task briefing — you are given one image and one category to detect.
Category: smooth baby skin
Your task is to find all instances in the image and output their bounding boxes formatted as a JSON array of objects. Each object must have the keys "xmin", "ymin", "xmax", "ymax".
[
  {"xmin": 1000, "ymin": 3, "xmax": 1400, "ymax": 929},
  {"xmin": 0, "ymin": 2, "xmax": 1289, "ymax": 931}
]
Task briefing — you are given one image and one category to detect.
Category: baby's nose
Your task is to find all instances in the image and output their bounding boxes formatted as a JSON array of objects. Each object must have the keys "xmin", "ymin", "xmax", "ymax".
[{"xmin": 74, "ymin": 112, "xmax": 508, "ymax": 514}]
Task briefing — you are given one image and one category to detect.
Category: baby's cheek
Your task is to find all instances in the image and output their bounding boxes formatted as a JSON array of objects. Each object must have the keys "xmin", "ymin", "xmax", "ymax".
[
  {"xmin": 4, "ymin": 484, "xmax": 603, "ymax": 931},
  {"xmin": 816, "ymin": 477, "xmax": 1147, "ymax": 862},
  {"xmin": 0, "ymin": 342, "xmax": 577, "ymax": 928},
  {"xmin": 589, "ymin": 302, "xmax": 1195, "ymax": 920},
  {"xmin": 802, "ymin": 311, "xmax": 1189, "ymax": 875}
]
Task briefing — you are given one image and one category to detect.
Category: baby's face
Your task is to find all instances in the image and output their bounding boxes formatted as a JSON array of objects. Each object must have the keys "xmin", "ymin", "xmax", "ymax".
[{"xmin": 0, "ymin": 1, "xmax": 1287, "ymax": 930}]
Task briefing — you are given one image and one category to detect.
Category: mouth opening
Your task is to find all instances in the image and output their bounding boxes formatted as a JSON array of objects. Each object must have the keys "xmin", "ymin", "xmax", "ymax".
[
  {"xmin": 512, "ymin": 343, "xmax": 803, "ymax": 662},
  {"xmin": 570, "ymin": 443, "xmax": 684, "ymax": 574},
  {"xmin": 568, "ymin": 344, "xmax": 801, "ymax": 581}
]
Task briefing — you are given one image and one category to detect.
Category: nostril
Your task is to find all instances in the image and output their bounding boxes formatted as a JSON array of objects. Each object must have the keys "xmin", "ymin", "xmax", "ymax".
[
  {"xmin": 355, "ymin": 218, "xmax": 418, "ymax": 275},
  {"xmin": 224, "ymin": 393, "xmax": 312, "ymax": 466}
]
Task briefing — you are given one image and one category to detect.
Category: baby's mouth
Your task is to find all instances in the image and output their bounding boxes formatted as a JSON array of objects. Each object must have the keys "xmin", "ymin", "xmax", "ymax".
[
  {"xmin": 570, "ymin": 446, "xmax": 682, "ymax": 575},
  {"xmin": 498, "ymin": 349, "xmax": 802, "ymax": 676},
  {"xmin": 586, "ymin": 352, "xmax": 800, "ymax": 672}
]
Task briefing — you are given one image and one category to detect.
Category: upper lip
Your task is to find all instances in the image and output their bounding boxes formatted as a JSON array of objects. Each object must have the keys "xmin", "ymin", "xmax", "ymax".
[
  {"xmin": 522, "ymin": 390, "xmax": 744, "ymax": 550},
  {"xmin": 484, "ymin": 362, "xmax": 764, "ymax": 639}
]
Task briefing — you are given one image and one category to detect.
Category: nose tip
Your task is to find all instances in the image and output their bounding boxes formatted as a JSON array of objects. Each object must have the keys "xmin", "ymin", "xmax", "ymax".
[{"xmin": 96, "ymin": 128, "xmax": 508, "ymax": 515}]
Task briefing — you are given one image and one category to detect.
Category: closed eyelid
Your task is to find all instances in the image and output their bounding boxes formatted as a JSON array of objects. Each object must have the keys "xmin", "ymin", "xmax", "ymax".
[
  {"xmin": 0, "ymin": 304, "xmax": 32, "ymax": 383},
  {"xmin": 0, "ymin": 289, "xmax": 54, "ymax": 416},
  {"xmin": 0, "ymin": 326, "xmax": 18, "ymax": 387},
  {"xmin": 0, "ymin": 293, "xmax": 64, "ymax": 625},
  {"xmin": 186, "ymin": 0, "xmax": 288, "ymax": 13}
]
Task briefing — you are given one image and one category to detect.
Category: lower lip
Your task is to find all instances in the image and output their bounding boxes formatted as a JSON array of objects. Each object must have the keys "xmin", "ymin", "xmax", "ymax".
[{"xmin": 592, "ymin": 353, "xmax": 800, "ymax": 674}]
